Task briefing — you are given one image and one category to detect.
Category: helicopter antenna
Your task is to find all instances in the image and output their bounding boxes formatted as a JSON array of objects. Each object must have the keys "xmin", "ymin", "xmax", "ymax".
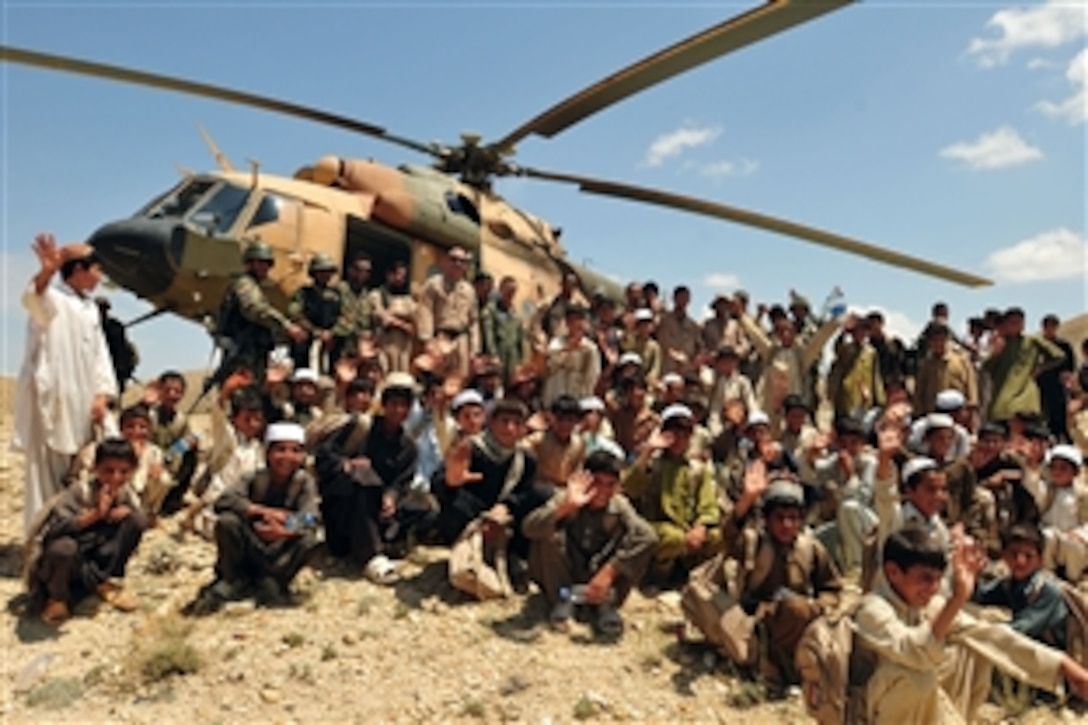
[{"xmin": 197, "ymin": 123, "xmax": 233, "ymax": 172}]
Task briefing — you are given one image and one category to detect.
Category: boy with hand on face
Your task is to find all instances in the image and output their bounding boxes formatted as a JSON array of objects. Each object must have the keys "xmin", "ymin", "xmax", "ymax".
[
  {"xmin": 853, "ymin": 526, "xmax": 1088, "ymax": 724},
  {"xmin": 523, "ymin": 450, "xmax": 657, "ymax": 637},
  {"xmin": 26, "ymin": 438, "xmax": 148, "ymax": 626}
]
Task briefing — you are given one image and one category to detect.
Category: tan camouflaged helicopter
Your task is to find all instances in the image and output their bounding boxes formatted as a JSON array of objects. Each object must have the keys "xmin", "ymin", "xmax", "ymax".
[{"xmin": 0, "ymin": 0, "xmax": 991, "ymax": 331}]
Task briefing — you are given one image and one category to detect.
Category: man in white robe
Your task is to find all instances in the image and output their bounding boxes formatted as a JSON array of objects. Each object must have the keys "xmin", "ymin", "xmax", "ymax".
[{"xmin": 14, "ymin": 234, "xmax": 116, "ymax": 536}]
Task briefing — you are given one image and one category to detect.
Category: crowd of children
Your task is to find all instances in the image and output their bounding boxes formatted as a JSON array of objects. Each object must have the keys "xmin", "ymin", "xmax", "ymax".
[{"xmin": 15, "ymin": 240, "xmax": 1088, "ymax": 721}]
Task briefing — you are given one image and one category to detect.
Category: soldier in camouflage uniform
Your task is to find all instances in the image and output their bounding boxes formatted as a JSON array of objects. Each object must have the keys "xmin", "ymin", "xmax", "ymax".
[
  {"xmin": 287, "ymin": 253, "xmax": 345, "ymax": 374},
  {"xmin": 482, "ymin": 276, "xmax": 527, "ymax": 385},
  {"xmin": 214, "ymin": 242, "xmax": 306, "ymax": 383},
  {"xmin": 334, "ymin": 254, "xmax": 375, "ymax": 362}
]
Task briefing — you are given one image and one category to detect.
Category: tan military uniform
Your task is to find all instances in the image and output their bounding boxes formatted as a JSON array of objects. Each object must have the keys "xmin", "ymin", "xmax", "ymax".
[
  {"xmin": 854, "ymin": 583, "xmax": 1066, "ymax": 724},
  {"xmin": 914, "ymin": 348, "xmax": 978, "ymax": 414},
  {"xmin": 370, "ymin": 285, "xmax": 417, "ymax": 373},
  {"xmin": 523, "ymin": 430, "xmax": 586, "ymax": 492},
  {"xmin": 417, "ymin": 273, "xmax": 479, "ymax": 379},
  {"xmin": 656, "ymin": 311, "xmax": 703, "ymax": 376}
]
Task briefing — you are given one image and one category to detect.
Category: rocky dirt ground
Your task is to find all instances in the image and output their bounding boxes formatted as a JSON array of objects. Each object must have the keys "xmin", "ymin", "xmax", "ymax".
[{"xmin": 0, "ymin": 380, "xmax": 1078, "ymax": 723}]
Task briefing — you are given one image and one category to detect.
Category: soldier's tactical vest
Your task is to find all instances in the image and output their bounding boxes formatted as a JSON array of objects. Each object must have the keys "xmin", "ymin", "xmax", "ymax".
[
  {"xmin": 300, "ymin": 285, "xmax": 343, "ymax": 331},
  {"xmin": 217, "ymin": 276, "xmax": 273, "ymax": 351}
]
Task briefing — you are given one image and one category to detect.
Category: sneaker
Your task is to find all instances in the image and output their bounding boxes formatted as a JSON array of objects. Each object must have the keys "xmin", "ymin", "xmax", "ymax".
[
  {"xmin": 550, "ymin": 600, "xmax": 574, "ymax": 632},
  {"xmin": 594, "ymin": 603, "xmax": 624, "ymax": 638},
  {"xmin": 41, "ymin": 598, "xmax": 70, "ymax": 627},
  {"xmin": 364, "ymin": 555, "xmax": 400, "ymax": 586},
  {"xmin": 96, "ymin": 581, "xmax": 138, "ymax": 612},
  {"xmin": 254, "ymin": 577, "xmax": 290, "ymax": 608}
]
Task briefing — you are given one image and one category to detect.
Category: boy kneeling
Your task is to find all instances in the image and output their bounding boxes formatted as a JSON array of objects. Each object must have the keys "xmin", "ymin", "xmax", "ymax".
[
  {"xmin": 27, "ymin": 438, "xmax": 148, "ymax": 626},
  {"xmin": 854, "ymin": 526, "xmax": 1088, "ymax": 723},
  {"xmin": 523, "ymin": 450, "xmax": 658, "ymax": 637},
  {"xmin": 194, "ymin": 422, "xmax": 320, "ymax": 611}
]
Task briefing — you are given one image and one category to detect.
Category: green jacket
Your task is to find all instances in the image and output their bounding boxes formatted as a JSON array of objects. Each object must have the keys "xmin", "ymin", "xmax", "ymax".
[
  {"xmin": 985, "ymin": 335, "xmax": 1066, "ymax": 421},
  {"xmin": 622, "ymin": 454, "xmax": 719, "ymax": 530}
]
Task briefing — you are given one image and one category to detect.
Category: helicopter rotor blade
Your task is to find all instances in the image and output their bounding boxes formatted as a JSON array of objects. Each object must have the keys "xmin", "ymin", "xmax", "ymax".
[
  {"xmin": 0, "ymin": 44, "xmax": 438, "ymax": 158},
  {"xmin": 491, "ymin": 0, "xmax": 853, "ymax": 152},
  {"xmin": 519, "ymin": 167, "xmax": 992, "ymax": 288}
]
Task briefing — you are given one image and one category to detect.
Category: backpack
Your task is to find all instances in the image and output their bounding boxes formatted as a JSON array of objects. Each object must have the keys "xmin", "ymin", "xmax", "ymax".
[
  {"xmin": 795, "ymin": 602, "xmax": 868, "ymax": 725},
  {"xmin": 447, "ymin": 449, "xmax": 524, "ymax": 601}
]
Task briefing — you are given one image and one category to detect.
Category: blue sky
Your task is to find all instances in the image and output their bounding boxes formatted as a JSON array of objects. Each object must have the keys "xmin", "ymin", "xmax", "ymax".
[{"xmin": 2, "ymin": 0, "xmax": 1085, "ymax": 378}]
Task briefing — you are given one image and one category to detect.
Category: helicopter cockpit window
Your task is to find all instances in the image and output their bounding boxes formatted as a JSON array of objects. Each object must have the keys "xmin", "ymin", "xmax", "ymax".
[
  {"xmin": 247, "ymin": 193, "xmax": 285, "ymax": 229},
  {"xmin": 188, "ymin": 183, "xmax": 252, "ymax": 235},
  {"xmin": 444, "ymin": 191, "xmax": 480, "ymax": 225},
  {"xmin": 143, "ymin": 179, "xmax": 216, "ymax": 219}
]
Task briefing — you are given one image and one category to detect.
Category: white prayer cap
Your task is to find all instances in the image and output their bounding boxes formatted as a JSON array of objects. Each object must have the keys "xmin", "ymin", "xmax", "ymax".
[
  {"xmin": 383, "ymin": 371, "xmax": 419, "ymax": 394},
  {"xmin": 935, "ymin": 389, "xmax": 966, "ymax": 412},
  {"xmin": 660, "ymin": 404, "xmax": 694, "ymax": 425},
  {"xmin": 265, "ymin": 422, "xmax": 306, "ymax": 445},
  {"xmin": 618, "ymin": 352, "xmax": 643, "ymax": 367},
  {"xmin": 1047, "ymin": 444, "xmax": 1084, "ymax": 469},
  {"xmin": 634, "ymin": 308, "xmax": 654, "ymax": 323},
  {"xmin": 451, "ymin": 389, "xmax": 485, "ymax": 412},
  {"xmin": 746, "ymin": 410, "xmax": 771, "ymax": 428},
  {"xmin": 924, "ymin": 413, "xmax": 955, "ymax": 433},
  {"xmin": 580, "ymin": 396, "xmax": 605, "ymax": 412},
  {"xmin": 902, "ymin": 457, "xmax": 939, "ymax": 484},
  {"xmin": 661, "ymin": 373, "xmax": 684, "ymax": 386},
  {"xmin": 290, "ymin": 367, "xmax": 319, "ymax": 384}
]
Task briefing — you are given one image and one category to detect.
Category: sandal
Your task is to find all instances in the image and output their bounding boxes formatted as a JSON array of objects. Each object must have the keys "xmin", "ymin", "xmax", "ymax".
[
  {"xmin": 550, "ymin": 600, "xmax": 574, "ymax": 632},
  {"xmin": 594, "ymin": 603, "xmax": 624, "ymax": 638},
  {"xmin": 364, "ymin": 555, "xmax": 400, "ymax": 586}
]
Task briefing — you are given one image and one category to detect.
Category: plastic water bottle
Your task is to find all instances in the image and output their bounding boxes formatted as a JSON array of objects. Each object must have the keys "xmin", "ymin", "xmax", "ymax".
[
  {"xmin": 169, "ymin": 436, "xmax": 195, "ymax": 457},
  {"xmin": 560, "ymin": 584, "xmax": 613, "ymax": 605},
  {"xmin": 823, "ymin": 286, "xmax": 846, "ymax": 318},
  {"xmin": 284, "ymin": 511, "xmax": 317, "ymax": 532}
]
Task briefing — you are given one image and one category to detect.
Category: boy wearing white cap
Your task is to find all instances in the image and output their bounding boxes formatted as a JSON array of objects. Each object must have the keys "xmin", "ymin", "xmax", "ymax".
[
  {"xmin": 623, "ymin": 404, "xmax": 720, "ymax": 580},
  {"xmin": 620, "ymin": 309, "xmax": 661, "ymax": 388},
  {"xmin": 196, "ymin": 422, "xmax": 320, "ymax": 610},
  {"xmin": 1038, "ymin": 444, "xmax": 1088, "ymax": 582}
]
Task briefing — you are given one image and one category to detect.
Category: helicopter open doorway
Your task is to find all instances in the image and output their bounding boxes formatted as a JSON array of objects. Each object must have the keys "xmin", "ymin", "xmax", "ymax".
[{"xmin": 343, "ymin": 215, "xmax": 413, "ymax": 286}]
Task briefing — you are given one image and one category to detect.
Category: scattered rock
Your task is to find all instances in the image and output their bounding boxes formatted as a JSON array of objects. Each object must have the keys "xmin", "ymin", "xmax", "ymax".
[
  {"xmin": 260, "ymin": 688, "xmax": 282, "ymax": 704},
  {"xmin": 15, "ymin": 653, "xmax": 56, "ymax": 693}
]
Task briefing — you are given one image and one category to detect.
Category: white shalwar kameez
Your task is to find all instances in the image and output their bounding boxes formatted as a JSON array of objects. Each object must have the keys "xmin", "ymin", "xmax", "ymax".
[{"xmin": 13, "ymin": 281, "xmax": 116, "ymax": 536}]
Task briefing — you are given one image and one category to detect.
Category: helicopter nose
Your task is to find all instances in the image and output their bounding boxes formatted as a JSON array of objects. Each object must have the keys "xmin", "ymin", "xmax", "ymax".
[{"xmin": 88, "ymin": 218, "xmax": 185, "ymax": 299}]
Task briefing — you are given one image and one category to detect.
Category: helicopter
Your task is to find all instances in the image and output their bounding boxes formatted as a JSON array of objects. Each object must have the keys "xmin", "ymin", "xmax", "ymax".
[{"xmin": 0, "ymin": 0, "xmax": 992, "ymax": 332}]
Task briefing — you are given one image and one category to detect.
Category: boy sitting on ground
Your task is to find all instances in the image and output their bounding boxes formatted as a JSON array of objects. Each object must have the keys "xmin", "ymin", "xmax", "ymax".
[
  {"xmin": 973, "ymin": 523, "xmax": 1068, "ymax": 650},
  {"xmin": 26, "ymin": 438, "xmax": 148, "ymax": 626},
  {"xmin": 1038, "ymin": 444, "xmax": 1088, "ymax": 583},
  {"xmin": 853, "ymin": 526, "xmax": 1088, "ymax": 724},
  {"xmin": 192, "ymin": 422, "xmax": 320, "ymax": 611},
  {"xmin": 723, "ymin": 462, "xmax": 841, "ymax": 695},
  {"xmin": 523, "ymin": 450, "xmax": 657, "ymax": 637},
  {"xmin": 623, "ymin": 404, "xmax": 721, "ymax": 584}
]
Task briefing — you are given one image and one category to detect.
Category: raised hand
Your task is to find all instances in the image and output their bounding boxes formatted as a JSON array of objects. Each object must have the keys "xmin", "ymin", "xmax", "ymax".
[
  {"xmin": 877, "ymin": 426, "xmax": 902, "ymax": 458},
  {"xmin": 743, "ymin": 459, "xmax": 769, "ymax": 501},
  {"xmin": 565, "ymin": 469, "xmax": 595, "ymax": 509},
  {"xmin": 32, "ymin": 233, "xmax": 62, "ymax": 276},
  {"xmin": 142, "ymin": 380, "xmax": 161, "ymax": 406},
  {"xmin": 645, "ymin": 429, "xmax": 675, "ymax": 452}
]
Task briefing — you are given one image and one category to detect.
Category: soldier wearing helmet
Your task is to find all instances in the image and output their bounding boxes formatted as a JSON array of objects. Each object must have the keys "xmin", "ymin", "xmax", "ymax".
[
  {"xmin": 213, "ymin": 242, "xmax": 307, "ymax": 383},
  {"xmin": 287, "ymin": 253, "xmax": 345, "ymax": 373}
]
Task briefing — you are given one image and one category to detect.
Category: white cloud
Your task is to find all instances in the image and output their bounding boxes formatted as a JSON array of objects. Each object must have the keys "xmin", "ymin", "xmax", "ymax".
[
  {"xmin": 985, "ymin": 227, "xmax": 1088, "ymax": 282},
  {"xmin": 967, "ymin": 0, "xmax": 1086, "ymax": 68},
  {"xmin": 938, "ymin": 125, "xmax": 1044, "ymax": 170},
  {"xmin": 701, "ymin": 158, "xmax": 760, "ymax": 178},
  {"xmin": 644, "ymin": 125, "xmax": 721, "ymax": 167},
  {"xmin": 702, "ymin": 272, "xmax": 742, "ymax": 291},
  {"xmin": 1035, "ymin": 48, "xmax": 1088, "ymax": 124},
  {"xmin": 1027, "ymin": 57, "xmax": 1059, "ymax": 70}
]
